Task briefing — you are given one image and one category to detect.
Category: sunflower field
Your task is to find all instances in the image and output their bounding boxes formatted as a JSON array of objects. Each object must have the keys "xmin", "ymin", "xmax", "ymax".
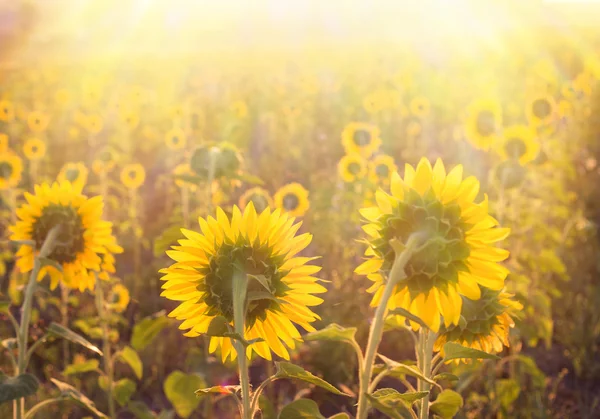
[{"xmin": 2, "ymin": 1, "xmax": 600, "ymax": 418}]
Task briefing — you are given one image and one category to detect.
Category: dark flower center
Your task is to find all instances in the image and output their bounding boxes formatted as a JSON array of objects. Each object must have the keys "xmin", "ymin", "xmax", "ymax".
[
  {"xmin": 172, "ymin": 136, "xmax": 179, "ymax": 144},
  {"xmin": 475, "ymin": 111, "xmax": 496, "ymax": 137},
  {"xmin": 375, "ymin": 164, "xmax": 390, "ymax": 178},
  {"xmin": 532, "ymin": 99, "xmax": 551, "ymax": 119},
  {"xmin": 65, "ymin": 168, "xmax": 80, "ymax": 182},
  {"xmin": 129, "ymin": 170, "xmax": 137, "ymax": 179},
  {"xmin": 504, "ymin": 138, "xmax": 527, "ymax": 158},
  {"xmin": 353, "ymin": 129, "xmax": 372, "ymax": 147},
  {"xmin": 32, "ymin": 205, "xmax": 85, "ymax": 264},
  {"xmin": 348, "ymin": 162, "xmax": 362, "ymax": 176},
  {"xmin": 0, "ymin": 161, "xmax": 13, "ymax": 178},
  {"xmin": 31, "ymin": 146, "xmax": 38, "ymax": 153},
  {"xmin": 283, "ymin": 193, "xmax": 300, "ymax": 211}
]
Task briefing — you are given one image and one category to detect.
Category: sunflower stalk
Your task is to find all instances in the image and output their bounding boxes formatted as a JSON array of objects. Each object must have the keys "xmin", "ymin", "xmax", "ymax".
[
  {"xmin": 232, "ymin": 268, "xmax": 252, "ymax": 419},
  {"xmin": 355, "ymin": 232, "xmax": 426, "ymax": 419},
  {"xmin": 417, "ymin": 329, "xmax": 436, "ymax": 419},
  {"xmin": 95, "ymin": 275, "xmax": 116, "ymax": 419}
]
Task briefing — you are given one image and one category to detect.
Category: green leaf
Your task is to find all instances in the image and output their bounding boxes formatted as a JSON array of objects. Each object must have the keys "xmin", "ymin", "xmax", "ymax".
[
  {"xmin": 496, "ymin": 379, "xmax": 520, "ymax": 409},
  {"xmin": 304, "ymin": 323, "xmax": 357, "ymax": 345},
  {"xmin": 128, "ymin": 400, "xmax": 158, "ymax": 419},
  {"xmin": 430, "ymin": 389, "xmax": 463, "ymax": 419},
  {"xmin": 433, "ymin": 373, "xmax": 459, "ymax": 383},
  {"xmin": 0, "ymin": 300, "xmax": 10, "ymax": 313},
  {"xmin": 116, "ymin": 346, "xmax": 143, "ymax": 380},
  {"xmin": 164, "ymin": 370, "xmax": 205, "ymax": 419},
  {"xmin": 113, "ymin": 378, "xmax": 136, "ymax": 407},
  {"xmin": 278, "ymin": 399, "xmax": 325, "ymax": 419},
  {"xmin": 387, "ymin": 307, "xmax": 431, "ymax": 331},
  {"xmin": 51, "ymin": 378, "xmax": 107, "ymax": 418},
  {"xmin": 38, "ymin": 257, "xmax": 64, "ymax": 273},
  {"xmin": 365, "ymin": 388, "xmax": 419, "ymax": 419},
  {"xmin": 48, "ymin": 322, "xmax": 102, "ymax": 355},
  {"xmin": 0, "ymin": 373, "xmax": 39, "ymax": 404},
  {"xmin": 259, "ymin": 395, "xmax": 277, "ymax": 419},
  {"xmin": 131, "ymin": 311, "xmax": 169, "ymax": 351},
  {"xmin": 514, "ymin": 355, "xmax": 545, "ymax": 389},
  {"xmin": 377, "ymin": 354, "xmax": 440, "ymax": 388},
  {"xmin": 64, "ymin": 359, "xmax": 100, "ymax": 376},
  {"xmin": 205, "ymin": 316, "xmax": 231, "ymax": 337},
  {"xmin": 442, "ymin": 342, "xmax": 499, "ymax": 362},
  {"xmin": 154, "ymin": 225, "xmax": 185, "ymax": 257},
  {"xmin": 274, "ymin": 362, "xmax": 349, "ymax": 396},
  {"xmin": 248, "ymin": 274, "xmax": 271, "ymax": 291},
  {"xmin": 195, "ymin": 385, "xmax": 241, "ymax": 398}
]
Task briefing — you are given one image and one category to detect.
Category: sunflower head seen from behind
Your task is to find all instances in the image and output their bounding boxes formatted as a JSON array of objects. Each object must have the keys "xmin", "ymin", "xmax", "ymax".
[{"xmin": 160, "ymin": 203, "xmax": 326, "ymax": 362}]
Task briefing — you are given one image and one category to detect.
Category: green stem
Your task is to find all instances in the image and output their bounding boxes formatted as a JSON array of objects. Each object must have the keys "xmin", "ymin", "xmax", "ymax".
[
  {"xmin": 95, "ymin": 276, "xmax": 116, "ymax": 419},
  {"xmin": 417, "ymin": 329, "xmax": 435, "ymax": 419},
  {"xmin": 60, "ymin": 285, "xmax": 70, "ymax": 368},
  {"xmin": 356, "ymin": 234, "xmax": 423, "ymax": 419},
  {"xmin": 232, "ymin": 269, "xmax": 251, "ymax": 419},
  {"xmin": 249, "ymin": 376, "xmax": 277, "ymax": 417},
  {"xmin": 23, "ymin": 398, "xmax": 62, "ymax": 419}
]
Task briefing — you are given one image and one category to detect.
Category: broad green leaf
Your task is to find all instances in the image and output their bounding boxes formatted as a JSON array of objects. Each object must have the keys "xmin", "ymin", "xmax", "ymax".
[
  {"xmin": 131, "ymin": 311, "xmax": 169, "ymax": 351},
  {"xmin": 304, "ymin": 323, "xmax": 357, "ymax": 344},
  {"xmin": 387, "ymin": 307, "xmax": 431, "ymax": 331},
  {"xmin": 430, "ymin": 389, "xmax": 463, "ymax": 419},
  {"xmin": 195, "ymin": 385, "xmax": 241, "ymax": 398},
  {"xmin": 64, "ymin": 359, "xmax": 100, "ymax": 376},
  {"xmin": 433, "ymin": 373, "xmax": 459, "ymax": 383},
  {"xmin": 205, "ymin": 316, "xmax": 231, "ymax": 337},
  {"xmin": 365, "ymin": 388, "xmax": 418, "ymax": 419},
  {"xmin": 48, "ymin": 322, "xmax": 102, "ymax": 355},
  {"xmin": 51, "ymin": 378, "xmax": 107, "ymax": 418},
  {"xmin": 259, "ymin": 395, "xmax": 276, "ymax": 419},
  {"xmin": 442, "ymin": 342, "xmax": 499, "ymax": 362},
  {"xmin": 38, "ymin": 257, "xmax": 64, "ymax": 273},
  {"xmin": 0, "ymin": 373, "xmax": 39, "ymax": 404},
  {"xmin": 278, "ymin": 399, "xmax": 325, "ymax": 419},
  {"xmin": 153, "ymin": 225, "xmax": 185, "ymax": 257},
  {"xmin": 274, "ymin": 362, "xmax": 349, "ymax": 396},
  {"xmin": 113, "ymin": 378, "xmax": 136, "ymax": 407},
  {"xmin": 496, "ymin": 379, "xmax": 520, "ymax": 409},
  {"xmin": 117, "ymin": 346, "xmax": 143, "ymax": 380},
  {"xmin": 164, "ymin": 370, "xmax": 205, "ymax": 418},
  {"xmin": 515, "ymin": 355, "xmax": 545, "ymax": 389},
  {"xmin": 128, "ymin": 400, "xmax": 158, "ymax": 419},
  {"xmin": 377, "ymin": 354, "xmax": 439, "ymax": 388},
  {"xmin": 0, "ymin": 300, "xmax": 10, "ymax": 313}
]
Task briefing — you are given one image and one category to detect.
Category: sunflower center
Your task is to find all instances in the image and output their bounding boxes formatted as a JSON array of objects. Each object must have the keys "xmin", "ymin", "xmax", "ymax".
[
  {"xmin": 0, "ymin": 161, "xmax": 13, "ymax": 179},
  {"xmin": 283, "ymin": 193, "xmax": 299, "ymax": 211},
  {"xmin": 504, "ymin": 138, "xmax": 527, "ymax": 159},
  {"xmin": 352, "ymin": 129, "xmax": 372, "ymax": 146},
  {"xmin": 532, "ymin": 99, "xmax": 551, "ymax": 119},
  {"xmin": 172, "ymin": 136, "xmax": 179, "ymax": 144},
  {"xmin": 375, "ymin": 164, "xmax": 389, "ymax": 178},
  {"xmin": 65, "ymin": 168, "xmax": 80, "ymax": 182},
  {"xmin": 475, "ymin": 111, "xmax": 496, "ymax": 136},
  {"xmin": 31, "ymin": 205, "xmax": 85, "ymax": 264},
  {"xmin": 129, "ymin": 170, "xmax": 137, "ymax": 179},
  {"xmin": 348, "ymin": 162, "xmax": 362, "ymax": 175},
  {"xmin": 31, "ymin": 146, "xmax": 38, "ymax": 153}
]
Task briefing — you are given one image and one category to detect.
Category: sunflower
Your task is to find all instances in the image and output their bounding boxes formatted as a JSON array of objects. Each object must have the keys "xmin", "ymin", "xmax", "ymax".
[
  {"xmin": 338, "ymin": 154, "xmax": 368, "ymax": 183},
  {"xmin": 160, "ymin": 204, "xmax": 325, "ymax": 361},
  {"xmin": 85, "ymin": 114, "xmax": 104, "ymax": 135},
  {"xmin": 120, "ymin": 110, "xmax": 140, "ymax": 130},
  {"xmin": 409, "ymin": 97, "xmax": 431, "ymax": 118},
  {"xmin": 356, "ymin": 158, "xmax": 510, "ymax": 332},
  {"xmin": 190, "ymin": 143, "xmax": 242, "ymax": 180},
  {"xmin": 239, "ymin": 187, "xmax": 273, "ymax": 212},
  {"xmin": 0, "ymin": 150, "xmax": 23, "ymax": 190},
  {"xmin": 369, "ymin": 154, "xmax": 397, "ymax": 185},
  {"xmin": 274, "ymin": 183, "xmax": 310, "ymax": 217},
  {"xmin": 464, "ymin": 98, "xmax": 502, "ymax": 151},
  {"xmin": 108, "ymin": 283, "xmax": 130, "ymax": 313},
  {"xmin": 525, "ymin": 95, "xmax": 556, "ymax": 127},
  {"xmin": 165, "ymin": 127, "xmax": 187, "ymax": 150},
  {"xmin": 92, "ymin": 146, "xmax": 118, "ymax": 175},
  {"xmin": 230, "ymin": 100, "xmax": 249, "ymax": 118},
  {"xmin": 120, "ymin": 163, "xmax": 146, "ymax": 190},
  {"xmin": 58, "ymin": 162, "xmax": 89, "ymax": 191},
  {"xmin": 341, "ymin": 122, "xmax": 382, "ymax": 158},
  {"xmin": 9, "ymin": 181, "xmax": 123, "ymax": 291},
  {"xmin": 498, "ymin": 125, "xmax": 539, "ymax": 164},
  {"xmin": 0, "ymin": 100, "xmax": 15, "ymax": 122},
  {"xmin": 434, "ymin": 288, "xmax": 522, "ymax": 360},
  {"xmin": 23, "ymin": 139, "xmax": 47, "ymax": 161},
  {"xmin": 27, "ymin": 111, "xmax": 50, "ymax": 133},
  {"xmin": 173, "ymin": 163, "xmax": 197, "ymax": 190}
]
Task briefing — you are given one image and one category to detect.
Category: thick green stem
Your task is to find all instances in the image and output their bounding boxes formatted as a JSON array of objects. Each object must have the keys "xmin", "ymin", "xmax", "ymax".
[
  {"xmin": 95, "ymin": 277, "xmax": 116, "ymax": 419},
  {"xmin": 232, "ymin": 269, "xmax": 251, "ymax": 419},
  {"xmin": 356, "ymin": 234, "xmax": 423, "ymax": 419},
  {"xmin": 60, "ymin": 285, "xmax": 70, "ymax": 368},
  {"xmin": 417, "ymin": 330, "xmax": 435, "ymax": 419}
]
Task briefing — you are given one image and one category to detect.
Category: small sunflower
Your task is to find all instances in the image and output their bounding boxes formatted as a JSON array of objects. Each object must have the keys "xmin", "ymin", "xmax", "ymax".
[
  {"xmin": 356, "ymin": 158, "xmax": 510, "ymax": 332},
  {"xmin": 92, "ymin": 147, "xmax": 118, "ymax": 175},
  {"xmin": 58, "ymin": 162, "xmax": 89, "ymax": 191},
  {"xmin": 338, "ymin": 154, "xmax": 368, "ymax": 183},
  {"xmin": 464, "ymin": 98, "xmax": 502, "ymax": 151},
  {"xmin": 27, "ymin": 111, "xmax": 50, "ymax": 133},
  {"xmin": 239, "ymin": 187, "xmax": 273, "ymax": 212},
  {"xmin": 526, "ymin": 95, "xmax": 556, "ymax": 127},
  {"xmin": 434, "ymin": 288, "xmax": 522, "ymax": 360},
  {"xmin": 409, "ymin": 97, "xmax": 431, "ymax": 118},
  {"xmin": 23, "ymin": 139, "xmax": 47, "ymax": 161},
  {"xmin": 369, "ymin": 154, "xmax": 397, "ymax": 185},
  {"xmin": 230, "ymin": 100, "xmax": 249, "ymax": 118},
  {"xmin": 0, "ymin": 100, "xmax": 15, "ymax": 122},
  {"xmin": 108, "ymin": 283, "xmax": 130, "ymax": 313},
  {"xmin": 0, "ymin": 150, "xmax": 23, "ymax": 190},
  {"xmin": 120, "ymin": 110, "xmax": 140, "ymax": 130},
  {"xmin": 9, "ymin": 181, "xmax": 123, "ymax": 291},
  {"xmin": 498, "ymin": 125, "xmax": 539, "ymax": 164},
  {"xmin": 173, "ymin": 163, "xmax": 197, "ymax": 191},
  {"xmin": 341, "ymin": 122, "xmax": 382, "ymax": 158},
  {"xmin": 165, "ymin": 127, "xmax": 187, "ymax": 150},
  {"xmin": 120, "ymin": 164, "xmax": 146, "ymax": 190},
  {"xmin": 274, "ymin": 183, "xmax": 310, "ymax": 217},
  {"xmin": 160, "ymin": 204, "xmax": 325, "ymax": 361},
  {"xmin": 85, "ymin": 114, "xmax": 104, "ymax": 135}
]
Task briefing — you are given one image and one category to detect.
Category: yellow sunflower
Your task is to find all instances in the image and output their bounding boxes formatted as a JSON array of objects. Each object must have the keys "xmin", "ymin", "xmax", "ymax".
[
  {"xmin": 369, "ymin": 154, "xmax": 397, "ymax": 185},
  {"xmin": 464, "ymin": 98, "xmax": 502, "ymax": 151},
  {"xmin": 356, "ymin": 158, "xmax": 510, "ymax": 332},
  {"xmin": 85, "ymin": 114, "xmax": 104, "ymax": 135},
  {"xmin": 0, "ymin": 100, "xmax": 15, "ymax": 122},
  {"xmin": 230, "ymin": 100, "xmax": 249, "ymax": 119},
  {"xmin": 409, "ymin": 97, "xmax": 431, "ymax": 118},
  {"xmin": 160, "ymin": 204, "xmax": 325, "ymax": 361},
  {"xmin": 108, "ymin": 283, "xmax": 130, "ymax": 313},
  {"xmin": 92, "ymin": 146, "xmax": 118, "ymax": 175},
  {"xmin": 239, "ymin": 187, "xmax": 273, "ymax": 213},
  {"xmin": 173, "ymin": 163, "xmax": 197, "ymax": 191},
  {"xmin": 120, "ymin": 164, "xmax": 146, "ymax": 190},
  {"xmin": 274, "ymin": 183, "xmax": 310, "ymax": 217},
  {"xmin": 341, "ymin": 122, "xmax": 382, "ymax": 158},
  {"xmin": 120, "ymin": 110, "xmax": 140, "ymax": 130},
  {"xmin": 434, "ymin": 289, "xmax": 522, "ymax": 360},
  {"xmin": 165, "ymin": 127, "xmax": 187, "ymax": 150},
  {"xmin": 498, "ymin": 125, "xmax": 539, "ymax": 164},
  {"xmin": 525, "ymin": 95, "xmax": 556, "ymax": 127},
  {"xmin": 23, "ymin": 139, "xmax": 47, "ymax": 161},
  {"xmin": 0, "ymin": 150, "xmax": 23, "ymax": 190},
  {"xmin": 338, "ymin": 154, "xmax": 368, "ymax": 183},
  {"xmin": 27, "ymin": 111, "xmax": 50, "ymax": 133},
  {"xmin": 9, "ymin": 181, "xmax": 123, "ymax": 291},
  {"xmin": 58, "ymin": 162, "xmax": 89, "ymax": 191}
]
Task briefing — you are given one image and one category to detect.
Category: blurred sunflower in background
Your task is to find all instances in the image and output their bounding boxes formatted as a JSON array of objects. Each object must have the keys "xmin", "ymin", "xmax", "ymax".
[
  {"xmin": 274, "ymin": 182, "xmax": 310, "ymax": 217},
  {"xmin": 0, "ymin": 100, "xmax": 15, "ymax": 122},
  {"xmin": 85, "ymin": 114, "xmax": 104, "ymax": 135},
  {"xmin": 165, "ymin": 127, "xmax": 187, "ymax": 150},
  {"xmin": 239, "ymin": 187, "xmax": 273, "ymax": 212},
  {"xmin": 108, "ymin": 282, "xmax": 130, "ymax": 313},
  {"xmin": 27, "ymin": 111, "xmax": 50, "ymax": 133},
  {"xmin": 369, "ymin": 154, "xmax": 397, "ymax": 185},
  {"xmin": 464, "ymin": 98, "xmax": 502, "ymax": 151},
  {"xmin": 120, "ymin": 163, "xmax": 146, "ymax": 189},
  {"xmin": 10, "ymin": 181, "xmax": 123, "ymax": 291},
  {"xmin": 58, "ymin": 162, "xmax": 89, "ymax": 191},
  {"xmin": 526, "ymin": 95, "xmax": 556, "ymax": 127},
  {"xmin": 341, "ymin": 122, "xmax": 381, "ymax": 158},
  {"xmin": 0, "ymin": 150, "xmax": 23, "ymax": 190},
  {"xmin": 338, "ymin": 154, "xmax": 367, "ymax": 183},
  {"xmin": 410, "ymin": 96, "xmax": 431, "ymax": 118},
  {"xmin": 498, "ymin": 125, "xmax": 540, "ymax": 164},
  {"xmin": 356, "ymin": 158, "xmax": 510, "ymax": 331},
  {"xmin": 92, "ymin": 146, "xmax": 118, "ymax": 175},
  {"xmin": 172, "ymin": 163, "xmax": 197, "ymax": 190},
  {"xmin": 23, "ymin": 138, "xmax": 47, "ymax": 161},
  {"xmin": 160, "ymin": 204, "xmax": 325, "ymax": 361}
]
